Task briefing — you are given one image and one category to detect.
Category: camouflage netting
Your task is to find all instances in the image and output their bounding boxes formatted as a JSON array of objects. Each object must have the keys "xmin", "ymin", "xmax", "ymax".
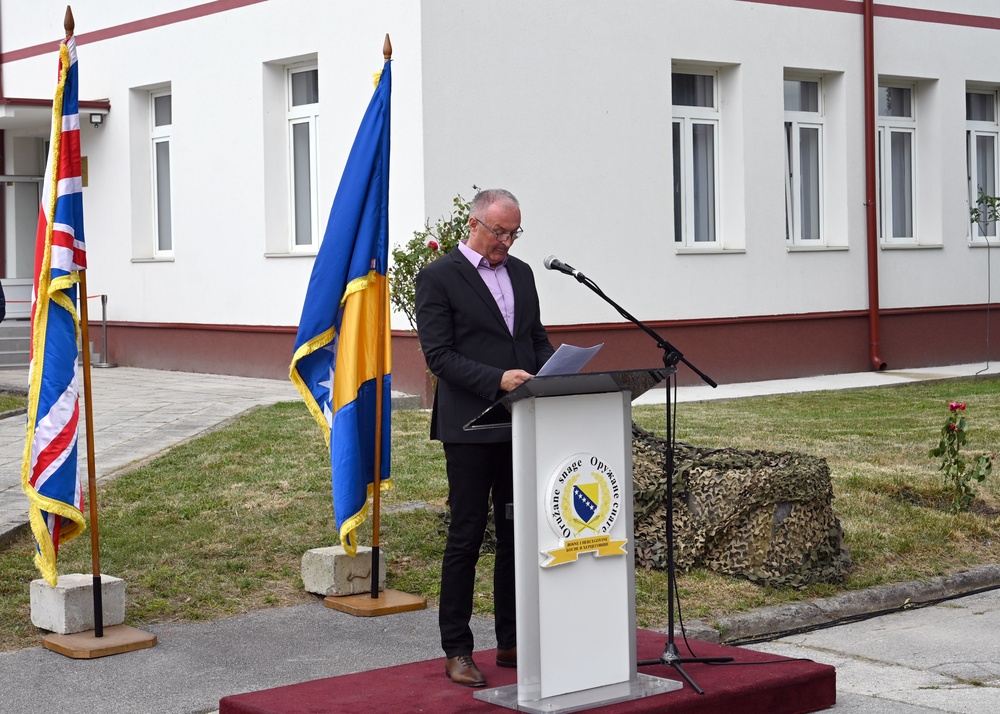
[{"xmin": 632, "ymin": 425, "xmax": 851, "ymax": 588}]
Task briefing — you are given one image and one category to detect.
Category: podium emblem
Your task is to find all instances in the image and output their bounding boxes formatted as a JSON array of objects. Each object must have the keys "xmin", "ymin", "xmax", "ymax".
[
  {"xmin": 572, "ymin": 482, "xmax": 600, "ymax": 526},
  {"xmin": 542, "ymin": 453, "xmax": 627, "ymax": 567}
]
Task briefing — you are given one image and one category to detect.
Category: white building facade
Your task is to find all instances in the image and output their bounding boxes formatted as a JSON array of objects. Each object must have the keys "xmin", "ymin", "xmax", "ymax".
[{"xmin": 1, "ymin": 1, "xmax": 998, "ymax": 398}]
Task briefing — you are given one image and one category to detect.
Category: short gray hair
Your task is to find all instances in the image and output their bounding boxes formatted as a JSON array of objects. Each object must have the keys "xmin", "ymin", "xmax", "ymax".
[{"xmin": 470, "ymin": 188, "xmax": 519, "ymax": 215}]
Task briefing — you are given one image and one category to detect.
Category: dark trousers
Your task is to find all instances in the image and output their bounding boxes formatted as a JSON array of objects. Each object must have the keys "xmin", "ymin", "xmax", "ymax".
[{"xmin": 439, "ymin": 442, "xmax": 516, "ymax": 658}]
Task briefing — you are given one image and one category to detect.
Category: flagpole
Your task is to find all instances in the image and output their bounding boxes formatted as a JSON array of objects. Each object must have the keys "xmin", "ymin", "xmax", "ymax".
[
  {"xmin": 370, "ymin": 33, "xmax": 392, "ymax": 600},
  {"xmin": 371, "ymin": 277, "xmax": 383, "ymax": 601},
  {"xmin": 62, "ymin": 3, "xmax": 102, "ymax": 638},
  {"xmin": 370, "ymin": 287, "xmax": 383, "ymax": 601},
  {"xmin": 33, "ymin": 7, "xmax": 157, "ymax": 657},
  {"xmin": 313, "ymin": 34, "xmax": 422, "ymax": 617},
  {"xmin": 78, "ymin": 271, "xmax": 103, "ymax": 636},
  {"xmin": 60, "ymin": 2, "xmax": 104, "ymax": 639}
]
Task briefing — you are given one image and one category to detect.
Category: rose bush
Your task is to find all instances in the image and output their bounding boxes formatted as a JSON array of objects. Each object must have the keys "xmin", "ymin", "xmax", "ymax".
[
  {"xmin": 389, "ymin": 190, "xmax": 473, "ymax": 330},
  {"xmin": 929, "ymin": 401, "xmax": 993, "ymax": 512}
]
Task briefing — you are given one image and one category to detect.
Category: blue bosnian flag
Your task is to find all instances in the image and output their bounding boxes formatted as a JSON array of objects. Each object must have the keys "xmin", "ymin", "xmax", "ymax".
[{"xmin": 290, "ymin": 59, "xmax": 392, "ymax": 555}]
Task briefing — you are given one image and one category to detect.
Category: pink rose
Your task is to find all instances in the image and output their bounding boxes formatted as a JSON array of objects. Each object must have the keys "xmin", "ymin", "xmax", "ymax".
[
  {"xmin": 949, "ymin": 402, "xmax": 967, "ymax": 412},
  {"xmin": 428, "ymin": 240, "xmax": 439, "ymax": 251}
]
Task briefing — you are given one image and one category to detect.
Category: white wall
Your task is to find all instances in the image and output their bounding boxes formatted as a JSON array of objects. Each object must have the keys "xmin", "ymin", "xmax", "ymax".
[
  {"xmin": 420, "ymin": 0, "xmax": 1000, "ymax": 327},
  {"xmin": 6, "ymin": 0, "xmax": 1000, "ymax": 334},
  {"xmin": 873, "ymin": 6, "xmax": 1000, "ymax": 310},
  {"xmin": 2, "ymin": 0, "xmax": 425, "ymax": 328}
]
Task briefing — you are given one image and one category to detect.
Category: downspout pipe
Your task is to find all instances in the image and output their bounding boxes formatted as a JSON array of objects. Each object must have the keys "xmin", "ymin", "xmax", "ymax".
[
  {"xmin": 0, "ymin": 0, "xmax": 6, "ymax": 279},
  {"xmin": 863, "ymin": 0, "xmax": 887, "ymax": 370}
]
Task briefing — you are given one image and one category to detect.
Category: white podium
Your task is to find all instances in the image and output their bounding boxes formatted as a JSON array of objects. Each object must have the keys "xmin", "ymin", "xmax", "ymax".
[{"xmin": 469, "ymin": 370, "xmax": 682, "ymax": 713}]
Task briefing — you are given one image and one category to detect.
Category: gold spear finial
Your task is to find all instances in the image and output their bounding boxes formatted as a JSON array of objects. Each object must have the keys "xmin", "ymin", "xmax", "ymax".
[
  {"xmin": 64, "ymin": 6, "xmax": 75, "ymax": 36},
  {"xmin": 383, "ymin": 34, "xmax": 392, "ymax": 61}
]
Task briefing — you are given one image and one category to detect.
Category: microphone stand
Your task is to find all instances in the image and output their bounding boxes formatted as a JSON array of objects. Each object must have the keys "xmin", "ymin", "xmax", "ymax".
[{"xmin": 556, "ymin": 267, "xmax": 731, "ymax": 695}]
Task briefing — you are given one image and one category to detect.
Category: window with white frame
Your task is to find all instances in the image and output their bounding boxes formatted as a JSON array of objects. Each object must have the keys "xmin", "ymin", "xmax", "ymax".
[
  {"xmin": 287, "ymin": 65, "xmax": 319, "ymax": 250},
  {"xmin": 877, "ymin": 84, "xmax": 916, "ymax": 242},
  {"xmin": 784, "ymin": 77, "xmax": 824, "ymax": 243},
  {"xmin": 150, "ymin": 91, "xmax": 173, "ymax": 255},
  {"xmin": 967, "ymin": 88, "xmax": 999, "ymax": 240},
  {"xmin": 672, "ymin": 71, "xmax": 720, "ymax": 246}
]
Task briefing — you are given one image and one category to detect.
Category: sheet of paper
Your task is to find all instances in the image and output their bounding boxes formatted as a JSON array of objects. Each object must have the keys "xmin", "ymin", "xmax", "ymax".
[{"xmin": 536, "ymin": 343, "xmax": 603, "ymax": 377}]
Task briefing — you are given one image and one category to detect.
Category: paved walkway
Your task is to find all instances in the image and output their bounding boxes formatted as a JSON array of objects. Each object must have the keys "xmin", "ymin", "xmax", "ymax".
[
  {"xmin": 635, "ymin": 361, "xmax": 1000, "ymax": 405},
  {"xmin": 0, "ymin": 362, "xmax": 997, "ymax": 713},
  {"xmin": 0, "ymin": 367, "xmax": 301, "ymax": 544},
  {"xmin": 753, "ymin": 588, "xmax": 1000, "ymax": 713}
]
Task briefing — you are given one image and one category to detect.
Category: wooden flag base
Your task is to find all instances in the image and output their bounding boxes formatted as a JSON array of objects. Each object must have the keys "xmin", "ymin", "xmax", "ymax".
[
  {"xmin": 324, "ymin": 589, "xmax": 426, "ymax": 617},
  {"xmin": 42, "ymin": 625, "xmax": 157, "ymax": 659}
]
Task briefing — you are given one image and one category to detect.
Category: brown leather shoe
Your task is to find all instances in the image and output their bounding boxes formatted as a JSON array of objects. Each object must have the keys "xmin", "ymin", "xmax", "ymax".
[
  {"xmin": 445, "ymin": 655, "xmax": 486, "ymax": 687},
  {"xmin": 496, "ymin": 647, "xmax": 517, "ymax": 668}
]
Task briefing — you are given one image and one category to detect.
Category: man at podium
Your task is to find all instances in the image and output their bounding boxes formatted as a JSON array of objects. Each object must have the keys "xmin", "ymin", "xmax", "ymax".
[{"xmin": 415, "ymin": 188, "xmax": 554, "ymax": 688}]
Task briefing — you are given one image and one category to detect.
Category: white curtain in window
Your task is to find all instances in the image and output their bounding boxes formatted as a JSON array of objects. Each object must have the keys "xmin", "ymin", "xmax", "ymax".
[
  {"xmin": 967, "ymin": 93, "xmax": 994, "ymax": 122},
  {"xmin": 673, "ymin": 74, "xmax": 713, "ymax": 108},
  {"xmin": 673, "ymin": 122, "xmax": 682, "ymax": 242},
  {"xmin": 799, "ymin": 126, "xmax": 821, "ymax": 240},
  {"xmin": 890, "ymin": 131, "xmax": 913, "ymax": 238},
  {"xmin": 291, "ymin": 69, "xmax": 319, "ymax": 107},
  {"xmin": 154, "ymin": 140, "xmax": 172, "ymax": 252},
  {"xmin": 784, "ymin": 123, "xmax": 793, "ymax": 241},
  {"xmin": 153, "ymin": 94, "xmax": 171, "ymax": 127},
  {"xmin": 976, "ymin": 134, "xmax": 997, "ymax": 237},
  {"xmin": 292, "ymin": 122, "xmax": 313, "ymax": 246},
  {"xmin": 692, "ymin": 123, "xmax": 716, "ymax": 243},
  {"xmin": 784, "ymin": 81, "xmax": 819, "ymax": 113}
]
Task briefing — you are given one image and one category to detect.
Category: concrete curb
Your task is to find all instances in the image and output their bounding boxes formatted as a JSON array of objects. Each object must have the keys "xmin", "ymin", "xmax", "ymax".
[
  {"xmin": 0, "ymin": 521, "xmax": 27, "ymax": 549},
  {"xmin": 674, "ymin": 564, "xmax": 1000, "ymax": 645}
]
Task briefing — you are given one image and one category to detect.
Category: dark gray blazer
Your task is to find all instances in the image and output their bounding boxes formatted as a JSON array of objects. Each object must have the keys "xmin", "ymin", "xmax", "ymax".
[{"xmin": 415, "ymin": 248, "xmax": 554, "ymax": 443}]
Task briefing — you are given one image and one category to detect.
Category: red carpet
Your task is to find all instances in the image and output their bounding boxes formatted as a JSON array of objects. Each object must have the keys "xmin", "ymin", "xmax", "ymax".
[{"xmin": 219, "ymin": 629, "xmax": 835, "ymax": 714}]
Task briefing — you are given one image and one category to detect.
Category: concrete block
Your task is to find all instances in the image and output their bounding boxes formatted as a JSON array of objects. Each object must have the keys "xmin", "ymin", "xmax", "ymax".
[
  {"xmin": 30, "ymin": 573, "xmax": 126, "ymax": 635},
  {"xmin": 302, "ymin": 545, "xmax": 386, "ymax": 596}
]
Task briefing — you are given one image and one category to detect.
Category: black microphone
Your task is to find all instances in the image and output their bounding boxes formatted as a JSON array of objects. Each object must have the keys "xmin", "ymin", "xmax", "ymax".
[{"xmin": 543, "ymin": 255, "xmax": 586, "ymax": 281}]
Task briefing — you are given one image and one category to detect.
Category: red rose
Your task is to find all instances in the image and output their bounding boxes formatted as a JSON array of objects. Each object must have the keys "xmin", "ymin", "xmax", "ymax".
[
  {"xmin": 948, "ymin": 402, "xmax": 966, "ymax": 412},
  {"xmin": 428, "ymin": 240, "xmax": 439, "ymax": 251}
]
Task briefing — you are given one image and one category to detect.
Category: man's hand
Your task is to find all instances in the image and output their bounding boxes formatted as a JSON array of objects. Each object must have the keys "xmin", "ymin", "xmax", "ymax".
[{"xmin": 500, "ymin": 369, "xmax": 534, "ymax": 393}]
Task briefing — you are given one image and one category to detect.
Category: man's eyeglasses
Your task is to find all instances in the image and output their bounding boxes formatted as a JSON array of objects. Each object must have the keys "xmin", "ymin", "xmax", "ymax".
[{"xmin": 474, "ymin": 217, "xmax": 523, "ymax": 244}]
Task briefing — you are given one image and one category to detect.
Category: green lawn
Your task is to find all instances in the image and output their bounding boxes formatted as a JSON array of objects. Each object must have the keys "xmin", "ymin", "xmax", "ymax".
[
  {"xmin": 0, "ymin": 393, "xmax": 25, "ymax": 413},
  {"xmin": 1, "ymin": 378, "xmax": 997, "ymax": 652}
]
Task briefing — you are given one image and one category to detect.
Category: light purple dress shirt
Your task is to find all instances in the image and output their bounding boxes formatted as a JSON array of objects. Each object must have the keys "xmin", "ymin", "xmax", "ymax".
[{"xmin": 457, "ymin": 240, "xmax": 515, "ymax": 335}]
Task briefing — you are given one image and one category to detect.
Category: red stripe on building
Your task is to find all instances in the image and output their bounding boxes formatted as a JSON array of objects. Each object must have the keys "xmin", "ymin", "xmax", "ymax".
[
  {"xmin": 2, "ymin": 0, "xmax": 270, "ymax": 64},
  {"xmin": 739, "ymin": 0, "xmax": 1000, "ymax": 29}
]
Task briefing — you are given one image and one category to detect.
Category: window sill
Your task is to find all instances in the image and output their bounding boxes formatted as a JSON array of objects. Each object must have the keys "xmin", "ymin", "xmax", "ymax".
[
  {"xmin": 674, "ymin": 247, "xmax": 746, "ymax": 255},
  {"xmin": 786, "ymin": 244, "xmax": 848, "ymax": 252},
  {"xmin": 264, "ymin": 251, "xmax": 318, "ymax": 258},
  {"xmin": 131, "ymin": 256, "xmax": 175, "ymax": 263},
  {"xmin": 879, "ymin": 242, "xmax": 942, "ymax": 250},
  {"xmin": 969, "ymin": 240, "xmax": 1000, "ymax": 248}
]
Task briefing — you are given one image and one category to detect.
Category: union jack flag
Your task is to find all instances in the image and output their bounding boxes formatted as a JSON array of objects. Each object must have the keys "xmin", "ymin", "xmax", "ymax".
[{"xmin": 21, "ymin": 33, "xmax": 87, "ymax": 586}]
